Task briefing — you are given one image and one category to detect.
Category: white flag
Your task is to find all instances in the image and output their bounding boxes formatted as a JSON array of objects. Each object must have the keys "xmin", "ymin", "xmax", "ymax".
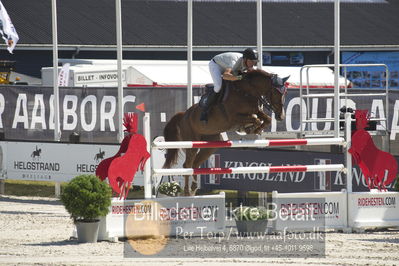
[
  {"xmin": 0, "ymin": 1, "xmax": 18, "ymax": 54},
  {"xmin": 58, "ymin": 63, "xmax": 70, "ymax": 87}
]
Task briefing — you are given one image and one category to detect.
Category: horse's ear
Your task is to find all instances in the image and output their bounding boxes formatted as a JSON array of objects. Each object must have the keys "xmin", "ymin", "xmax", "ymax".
[{"xmin": 282, "ymin": 76, "xmax": 290, "ymax": 83}]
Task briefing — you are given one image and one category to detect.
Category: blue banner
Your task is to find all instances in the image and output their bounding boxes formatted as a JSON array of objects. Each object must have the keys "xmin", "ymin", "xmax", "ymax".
[{"xmin": 342, "ymin": 51, "xmax": 399, "ymax": 89}]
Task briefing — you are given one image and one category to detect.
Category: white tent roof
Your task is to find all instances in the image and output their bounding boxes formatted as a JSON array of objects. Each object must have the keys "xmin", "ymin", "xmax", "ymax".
[
  {"xmin": 53, "ymin": 59, "xmax": 349, "ymax": 88},
  {"xmin": 262, "ymin": 66, "xmax": 349, "ymax": 88},
  {"xmin": 127, "ymin": 61, "xmax": 211, "ymax": 86}
]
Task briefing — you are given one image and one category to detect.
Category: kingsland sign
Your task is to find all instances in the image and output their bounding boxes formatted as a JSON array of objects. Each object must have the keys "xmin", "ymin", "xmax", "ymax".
[{"xmin": 201, "ymin": 149, "xmax": 399, "ymax": 192}]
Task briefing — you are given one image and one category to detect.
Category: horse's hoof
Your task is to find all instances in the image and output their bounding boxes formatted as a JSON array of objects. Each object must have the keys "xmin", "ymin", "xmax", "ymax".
[
  {"xmin": 189, "ymin": 189, "xmax": 198, "ymax": 196},
  {"xmin": 184, "ymin": 187, "xmax": 190, "ymax": 196},
  {"xmin": 244, "ymin": 126, "xmax": 254, "ymax": 134},
  {"xmin": 191, "ymin": 184, "xmax": 198, "ymax": 194},
  {"xmin": 254, "ymin": 129, "xmax": 263, "ymax": 135}
]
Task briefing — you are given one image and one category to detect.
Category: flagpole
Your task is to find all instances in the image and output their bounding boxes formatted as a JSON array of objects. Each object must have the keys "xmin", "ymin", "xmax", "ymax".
[
  {"xmin": 116, "ymin": 0, "xmax": 123, "ymax": 143},
  {"xmin": 187, "ymin": 0, "xmax": 193, "ymax": 108},
  {"xmin": 334, "ymin": 0, "xmax": 340, "ymax": 138},
  {"xmin": 51, "ymin": 0, "xmax": 60, "ymax": 141},
  {"xmin": 256, "ymin": 0, "xmax": 263, "ymax": 69}
]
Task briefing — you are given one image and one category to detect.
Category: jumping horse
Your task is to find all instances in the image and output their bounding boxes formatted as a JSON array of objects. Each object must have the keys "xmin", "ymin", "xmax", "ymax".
[{"xmin": 162, "ymin": 69, "xmax": 289, "ymax": 195}]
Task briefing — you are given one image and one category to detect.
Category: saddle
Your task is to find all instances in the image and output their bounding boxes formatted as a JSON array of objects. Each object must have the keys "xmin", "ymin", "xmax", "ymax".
[{"xmin": 199, "ymin": 81, "xmax": 229, "ymax": 108}]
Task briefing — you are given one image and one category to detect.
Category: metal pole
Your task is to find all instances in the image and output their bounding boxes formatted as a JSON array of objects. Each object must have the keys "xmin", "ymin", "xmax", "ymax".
[
  {"xmin": 345, "ymin": 112, "xmax": 352, "ymax": 193},
  {"xmin": 334, "ymin": 0, "xmax": 340, "ymax": 138},
  {"xmin": 385, "ymin": 65, "xmax": 389, "ymax": 135},
  {"xmin": 0, "ymin": 179, "xmax": 4, "ymax": 195},
  {"xmin": 51, "ymin": 0, "xmax": 60, "ymax": 141},
  {"xmin": 55, "ymin": 182, "xmax": 61, "ymax": 198},
  {"xmin": 344, "ymin": 112, "xmax": 352, "ymax": 231},
  {"xmin": 116, "ymin": 0, "xmax": 124, "ymax": 143},
  {"xmin": 256, "ymin": 0, "xmax": 263, "ymax": 69},
  {"xmin": 187, "ymin": 0, "xmax": 193, "ymax": 108},
  {"xmin": 143, "ymin": 113, "xmax": 152, "ymax": 199},
  {"xmin": 299, "ymin": 67, "xmax": 304, "ymax": 136}
]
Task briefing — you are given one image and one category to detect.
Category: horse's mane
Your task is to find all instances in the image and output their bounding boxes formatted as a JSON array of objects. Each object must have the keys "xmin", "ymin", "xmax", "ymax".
[{"xmin": 244, "ymin": 69, "xmax": 274, "ymax": 80}]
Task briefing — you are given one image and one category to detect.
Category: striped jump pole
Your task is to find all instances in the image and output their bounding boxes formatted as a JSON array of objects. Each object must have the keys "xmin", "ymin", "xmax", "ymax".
[
  {"xmin": 153, "ymin": 164, "xmax": 345, "ymax": 176},
  {"xmin": 152, "ymin": 137, "xmax": 345, "ymax": 149}
]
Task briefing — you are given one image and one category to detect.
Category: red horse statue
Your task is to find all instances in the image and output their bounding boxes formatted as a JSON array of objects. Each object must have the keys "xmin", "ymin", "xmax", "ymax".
[
  {"xmin": 348, "ymin": 110, "xmax": 398, "ymax": 191},
  {"xmin": 96, "ymin": 113, "xmax": 150, "ymax": 199}
]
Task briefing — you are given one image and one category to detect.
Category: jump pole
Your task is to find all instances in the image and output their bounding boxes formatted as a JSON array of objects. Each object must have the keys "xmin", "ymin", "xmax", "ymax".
[
  {"xmin": 344, "ymin": 112, "xmax": 353, "ymax": 231},
  {"xmin": 153, "ymin": 164, "xmax": 345, "ymax": 177},
  {"xmin": 153, "ymin": 137, "xmax": 346, "ymax": 149},
  {"xmin": 143, "ymin": 112, "xmax": 152, "ymax": 199},
  {"xmin": 145, "ymin": 110, "xmax": 348, "ymax": 195}
]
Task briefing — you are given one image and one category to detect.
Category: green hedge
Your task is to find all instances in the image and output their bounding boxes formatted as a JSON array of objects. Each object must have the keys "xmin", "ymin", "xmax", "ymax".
[{"xmin": 61, "ymin": 174, "xmax": 112, "ymax": 223}]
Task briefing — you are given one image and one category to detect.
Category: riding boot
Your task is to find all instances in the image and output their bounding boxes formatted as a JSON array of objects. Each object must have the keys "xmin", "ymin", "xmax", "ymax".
[{"xmin": 200, "ymin": 90, "xmax": 218, "ymax": 122}]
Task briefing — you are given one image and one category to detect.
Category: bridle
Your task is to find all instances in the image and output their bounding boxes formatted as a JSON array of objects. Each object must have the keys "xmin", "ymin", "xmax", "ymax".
[
  {"xmin": 231, "ymin": 73, "xmax": 287, "ymax": 112},
  {"xmin": 259, "ymin": 74, "xmax": 287, "ymax": 112}
]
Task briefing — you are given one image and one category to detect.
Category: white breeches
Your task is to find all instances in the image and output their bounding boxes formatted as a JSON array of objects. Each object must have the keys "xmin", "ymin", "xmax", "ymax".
[{"xmin": 208, "ymin": 60, "xmax": 224, "ymax": 93}]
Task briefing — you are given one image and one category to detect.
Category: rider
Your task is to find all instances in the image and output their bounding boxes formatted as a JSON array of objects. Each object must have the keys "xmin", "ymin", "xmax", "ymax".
[{"xmin": 200, "ymin": 48, "xmax": 259, "ymax": 122}]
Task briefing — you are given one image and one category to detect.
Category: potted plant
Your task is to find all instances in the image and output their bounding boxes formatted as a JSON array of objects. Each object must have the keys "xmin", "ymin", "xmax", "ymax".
[
  {"xmin": 61, "ymin": 174, "xmax": 112, "ymax": 243},
  {"xmin": 157, "ymin": 181, "xmax": 182, "ymax": 197},
  {"xmin": 234, "ymin": 205, "xmax": 273, "ymax": 236}
]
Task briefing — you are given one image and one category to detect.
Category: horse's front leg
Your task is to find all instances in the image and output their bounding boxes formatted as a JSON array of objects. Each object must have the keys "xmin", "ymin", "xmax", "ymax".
[
  {"xmin": 184, "ymin": 175, "xmax": 191, "ymax": 196},
  {"xmin": 235, "ymin": 113, "xmax": 262, "ymax": 128},
  {"xmin": 253, "ymin": 110, "xmax": 272, "ymax": 135}
]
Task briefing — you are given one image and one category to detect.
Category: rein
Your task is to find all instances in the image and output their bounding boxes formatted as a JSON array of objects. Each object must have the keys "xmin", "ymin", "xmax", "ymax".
[
  {"xmin": 259, "ymin": 95, "xmax": 273, "ymax": 111},
  {"xmin": 228, "ymin": 73, "xmax": 286, "ymax": 113},
  {"xmin": 241, "ymin": 73, "xmax": 285, "ymax": 112}
]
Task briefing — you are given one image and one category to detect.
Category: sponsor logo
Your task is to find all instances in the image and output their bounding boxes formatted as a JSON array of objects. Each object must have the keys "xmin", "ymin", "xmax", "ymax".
[
  {"xmin": 94, "ymin": 148, "xmax": 105, "ymax": 162},
  {"xmin": 280, "ymin": 201, "xmax": 340, "ymax": 220},
  {"xmin": 30, "ymin": 146, "xmax": 41, "ymax": 160},
  {"xmin": 357, "ymin": 197, "xmax": 396, "ymax": 208},
  {"xmin": 314, "ymin": 159, "xmax": 331, "ymax": 191},
  {"xmin": 75, "ymin": 148, "xmax": 105, "ymax": 173},
  {"xmin": 12, "ymin": 145, "xmax": 60, "ymax": 180}
]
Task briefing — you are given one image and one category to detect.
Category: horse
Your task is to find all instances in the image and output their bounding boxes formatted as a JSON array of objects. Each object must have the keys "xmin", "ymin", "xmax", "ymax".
[{"xmin": 162, "ymin": 69, "xmax": 288, "ymax": 195}]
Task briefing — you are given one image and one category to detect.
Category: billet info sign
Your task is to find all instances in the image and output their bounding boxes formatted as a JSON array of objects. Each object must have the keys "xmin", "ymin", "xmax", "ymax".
[{"xmin": 1, "ymin": 141, "xmax": 143, "ymax": 185}]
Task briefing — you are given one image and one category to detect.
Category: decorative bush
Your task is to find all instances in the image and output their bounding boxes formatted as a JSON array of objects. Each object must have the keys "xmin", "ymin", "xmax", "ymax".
[
  {"xmin": 234, "ymin": 206, "xmax": 273, "ymax": 221},
  {"xmin": 158, "ymin": 181, "xmax": 182, "ymax": 197},
  {"xmin": 61, "ymin": 174, "xmax": 112, "ymax": 223}
]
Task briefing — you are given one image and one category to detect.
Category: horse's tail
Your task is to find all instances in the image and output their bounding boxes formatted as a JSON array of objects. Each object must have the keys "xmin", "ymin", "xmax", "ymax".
[{"xmin": 163, "ymin": 112, "xmax": 184, "ymax": 168}]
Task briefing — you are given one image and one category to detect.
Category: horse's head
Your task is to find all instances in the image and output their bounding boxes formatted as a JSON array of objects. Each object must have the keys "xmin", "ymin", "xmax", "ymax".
[
  {"xmin": 244, "ymin": 70, "xmax": 289, "ymax": 121},
  {"xmin": 270, "ymin": 74, "xmax": 289, "ymax": 120}
]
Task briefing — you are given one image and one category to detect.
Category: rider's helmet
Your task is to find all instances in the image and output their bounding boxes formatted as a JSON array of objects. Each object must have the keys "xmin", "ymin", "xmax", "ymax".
[{"xmin": 243, "ymin": 48, "xmax": 258, "ymax": 61}]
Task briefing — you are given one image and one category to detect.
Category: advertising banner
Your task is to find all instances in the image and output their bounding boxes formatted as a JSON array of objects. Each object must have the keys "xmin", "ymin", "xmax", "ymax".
[
  {"xmin": 0, "ymin": 85, "xmax": 398, "ymax": 143},
  {"xmin": 342, "ymin": 51, "xmax": 399, "ymax": 89},
  {"xmin": 99, "ymin": 193, "xmax": 225, "ymax": 241},
  {"xmin": 0, "ymin": 86, "xmax": 202, "ymax": 143},
  {"xmin": 271, "ymin": 191, "xmax": 347, "ymax": 231},
  {"xmin": 2, "ymin": 141, "xmax": 124, "ymax": 183},
  {"xmin": 348, "ymin": 191, "xmax": 399, "ymax": 228},
  {"xmin": 201, "ymin": 148, "xmax": 399, "ymax": 192}
]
